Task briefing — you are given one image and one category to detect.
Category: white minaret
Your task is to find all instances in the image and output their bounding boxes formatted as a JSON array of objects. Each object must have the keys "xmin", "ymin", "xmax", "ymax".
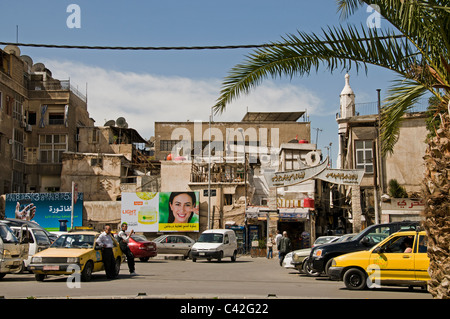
[
  {"xmin": 337, "ymin": 73, "xmax": 355, "ymax": 169},
  {"xmin": 340, "ymin": 73, "xmax": 355, "ymax": 119}
]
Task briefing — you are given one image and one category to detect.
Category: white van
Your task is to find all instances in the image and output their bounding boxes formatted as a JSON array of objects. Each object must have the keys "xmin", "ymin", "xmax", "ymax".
[
  {"xmin": 0, "ymin": 222, "xmax": 29, "ymax": 279},
  {"xmin": 190, "ymin": 229, "xmax": 238, "ymax": 262},
  {"xmin": 10, "ymin": 226, "xmax": 52, "ymax": 270}
]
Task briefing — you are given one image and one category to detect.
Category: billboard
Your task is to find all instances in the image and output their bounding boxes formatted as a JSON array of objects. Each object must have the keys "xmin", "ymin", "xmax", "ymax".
[
  {"xmin": 5, "ymin": 192, "xmax": 83, "ymax": 231},
  {"xmin": 121, "ymin": 192, "xmax": 200, "ymax": 232}
]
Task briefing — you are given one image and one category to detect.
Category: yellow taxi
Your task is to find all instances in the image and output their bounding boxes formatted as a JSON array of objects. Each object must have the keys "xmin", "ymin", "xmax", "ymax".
[
  {"xmin": 29, "ymin": 231, "xmax": 123, "ymax": 282},
  {"xmin": 328, "ymin": 230, "xmax": 429, "ymax": 290}
]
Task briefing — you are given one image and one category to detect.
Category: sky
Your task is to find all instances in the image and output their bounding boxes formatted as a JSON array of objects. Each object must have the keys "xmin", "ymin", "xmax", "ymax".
[{"xmin": 0, "ymin": 0, "xmax": 401, "ymax": 167}]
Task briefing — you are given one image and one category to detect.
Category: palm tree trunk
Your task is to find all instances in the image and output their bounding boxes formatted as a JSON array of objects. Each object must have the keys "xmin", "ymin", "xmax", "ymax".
[{"xmin": 422, "ymin": 113, "xmax": 450, "ymax": 299}]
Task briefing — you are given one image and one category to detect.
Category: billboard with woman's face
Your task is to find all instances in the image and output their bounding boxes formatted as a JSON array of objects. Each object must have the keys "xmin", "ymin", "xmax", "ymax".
[{"xmin": 121, "ymin": 192, "xmax": 199, "ymax": 232}]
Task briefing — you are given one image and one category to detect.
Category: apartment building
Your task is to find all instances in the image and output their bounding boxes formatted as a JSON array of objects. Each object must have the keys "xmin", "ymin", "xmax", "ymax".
[
  {"xmin": 336, "ymin": 74, "xmax": 427, "ymax": 232},
  {"xmin": 0, "ymin": 45, "xmax": 93, "ymax": 199}
]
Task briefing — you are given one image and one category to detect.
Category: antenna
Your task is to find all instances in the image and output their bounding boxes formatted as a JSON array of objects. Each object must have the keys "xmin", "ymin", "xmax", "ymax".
[{"xmin": 313, "ymin": 127, "xmax": 322, "ymax": 146}]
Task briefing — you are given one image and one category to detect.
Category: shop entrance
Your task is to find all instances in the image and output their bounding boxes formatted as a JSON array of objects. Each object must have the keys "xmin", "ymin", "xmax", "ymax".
[{"xmin": 277, "ymin": 221, "xmax": 306, "ymax": 250}]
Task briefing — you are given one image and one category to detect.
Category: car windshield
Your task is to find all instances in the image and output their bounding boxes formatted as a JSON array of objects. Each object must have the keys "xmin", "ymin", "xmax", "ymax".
[
  {"xmin": 34, "ymin": 229, "xmax": 51, "ymax": 245},
  {"xmin": 51, "ymin": 234, "xmax": 95, "ymax": 248},
  {"xmin": 314, "ymin": 236, "xmax": 338, "ymax": 245},
  {"xmin": 197, "ymin": 233, "xmax": 223, "ymax": 243},
  {"xmin": 131, "ymin": 234, "xmax": 148, "ymax": 242},
  {"xmin": 335, "ymin": 234, "xmax": 355, "ymax": 242},
  {"xmin": 0, "ymin": 224, "xmax": 19, "ymax": 244}
]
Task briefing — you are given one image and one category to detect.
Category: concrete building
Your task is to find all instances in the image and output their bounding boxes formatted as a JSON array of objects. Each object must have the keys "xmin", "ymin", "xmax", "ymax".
[
  {"xmin": 336, "ymin": 74, "xmax": 427, "ymax": 232},
  {"xmin": 156, "ymin": 111, "xmax": 319, "ymax": 248},
  {"xmin": 60, "ymin": 125, "xmax": 158, "ymax": 229},
  {"xmin": 0, "ymin": 45, "xmax": 93, "ymax": 200}
]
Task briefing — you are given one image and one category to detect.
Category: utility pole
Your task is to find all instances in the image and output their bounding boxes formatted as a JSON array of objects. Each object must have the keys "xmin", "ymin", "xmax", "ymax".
[{"xmin": 313, "ymin": 128, "xmax": 322, "ymax": 147}]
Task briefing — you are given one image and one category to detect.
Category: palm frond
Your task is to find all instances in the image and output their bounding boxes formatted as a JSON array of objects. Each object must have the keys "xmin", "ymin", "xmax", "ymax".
[
  {"xmin": 380, "ymin": 79, "xmax": 428, "ymax": 155},
  {"xmin": 214, "ymin": 25, "xmax": 417, "ymax": 114}
]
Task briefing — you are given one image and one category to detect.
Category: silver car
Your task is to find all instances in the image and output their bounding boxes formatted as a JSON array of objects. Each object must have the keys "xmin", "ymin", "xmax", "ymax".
[{"xmin": 152, "ymin": 235, "xmax": 195, "ymax": 257}]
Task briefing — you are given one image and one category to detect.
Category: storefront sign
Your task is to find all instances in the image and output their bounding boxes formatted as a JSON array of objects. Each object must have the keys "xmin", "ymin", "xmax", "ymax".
[
  {"xmin": 121, "ymin": 192, "xmax": 200, "ymax": 232},
  {"xmin": 264, "ymin": 158, "xmax": 328, "ymax": 187},
  {"xmin": 315, "ymin": 168, "xmax": 364, "ymax": 186},
  {"xmin": 381, "ymin": 198, "xmax": 425, "ymax": 214}
]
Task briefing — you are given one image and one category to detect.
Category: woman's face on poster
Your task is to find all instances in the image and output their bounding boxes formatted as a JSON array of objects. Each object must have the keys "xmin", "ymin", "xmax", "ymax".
[{"xmin": 169, "ymin": 193, "xmax": 194, "ymax": 223}]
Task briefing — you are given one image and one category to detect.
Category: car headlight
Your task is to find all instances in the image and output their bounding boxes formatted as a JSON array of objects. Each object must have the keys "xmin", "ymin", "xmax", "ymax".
[
  {"xmin": 313, "ymin": 249, "xmax": 323, "ymax": 257},
  {"xmin": 32, "ymin": 256, "xmax": 42, "ymax": 263},
  {"xmin": 67, "ymin": 257, "xmax": 79, "ymax": 263}
]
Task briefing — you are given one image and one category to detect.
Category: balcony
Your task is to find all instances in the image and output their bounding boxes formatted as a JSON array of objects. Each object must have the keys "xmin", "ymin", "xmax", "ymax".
[{"xmin": 28, "ymin": 79, "xmax": 87, "ymax": 102}]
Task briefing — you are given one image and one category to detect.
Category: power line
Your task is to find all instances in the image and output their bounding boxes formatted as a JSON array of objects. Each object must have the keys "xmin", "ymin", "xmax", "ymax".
[
  {"xmin": 0, "ymin": 34, "xmax": 406, "ymax": 51},
  {"xmin": 0, "ymin": 41, "xmax": 272, "ymax": 51}
]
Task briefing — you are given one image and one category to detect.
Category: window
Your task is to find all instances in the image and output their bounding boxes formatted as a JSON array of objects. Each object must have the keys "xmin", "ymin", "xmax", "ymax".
[
  {"xmin": 355, "ymin": 140, "xmax": 373, "ymax": 173},
  {"xmin": 160, "ymin": 140, "xmax": 180, "ymax": 152},
  {"xmin": 39, "ymin": 134, "xmax": 67, "ymax": 163},
  {"xmin": 13, "ymin": 129, "xmax": 24, "ymax": 161},
  {"xmin": 27, "ymin": 112, "xmax": 37, "ymax": 125},
  {"xmin": 48, "ymin": 113, "xmax": 65, "ymax": 125}
]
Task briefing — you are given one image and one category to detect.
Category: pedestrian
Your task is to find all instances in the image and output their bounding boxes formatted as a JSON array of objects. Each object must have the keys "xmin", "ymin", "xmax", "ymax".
[
  {"xmin": 275, "ymin": 230, "xmax": 282, "ymax": 259},
  {"xmin": 96, "ymin": 225, "xmax": 117, "ymax": 279},
  {"xmin": 118, "ymin": 222, "xmax": 137, "ymax": 275},
  {"xmin": 267, "ymin": 234, "xmax": 274, "ymax": 259},
  {"xmin": 278, "ymin": 231, "xmax": 292, "ymax": 266}
]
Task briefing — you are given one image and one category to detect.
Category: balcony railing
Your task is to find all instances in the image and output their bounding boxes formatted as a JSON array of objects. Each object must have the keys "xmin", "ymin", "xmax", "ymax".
[{"xmin": 28, "ymin": 79, "xmax": 87, "ymax": 102}]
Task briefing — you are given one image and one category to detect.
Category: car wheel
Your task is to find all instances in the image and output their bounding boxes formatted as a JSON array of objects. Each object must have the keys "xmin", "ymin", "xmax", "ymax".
[
  {"xmin": 115, "ymin": 257, "xmax": 121, "ymax": 277},
  {"xmin": 35, "ymin": 273, "xmax": 46, "ymax": 281},
  {"xmin": 343, "ymin": 268, "xmax": 367, "ymax": 290},
  {"xmin": 217, "ymin": 251, "xmax": 223, "ymax": 262},
  {"xmin": 302, "ymin": 258, "xmax": 321, "ymax": 277},
  {"xmin": 81, "ymin": 261, "xmax": 94, "ymax": 282},
  {"xmin": 231, "ymin": 251, "xmax": 237, "ymax": 262},
  {"xmin": 139, "ymin": 257, "xmax": 150, "ymax": 262},
  {"xmin": 192, "ymin": 258, "xmax": 197, "ymax": 262},
  {"xmin": 325, "ymin": 258, "xmax": 334, "ymax": 276}
]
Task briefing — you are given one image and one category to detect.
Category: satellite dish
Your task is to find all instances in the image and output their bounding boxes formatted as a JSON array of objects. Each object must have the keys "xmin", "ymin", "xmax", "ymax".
[
  {"xmin": 20, "ymin": 55, "xmax": 33, "ymax": 67},
  {"xmin": 32, "ymin": 63, "xmax": 46, "ymax": 72},
  {"xmin": 104, "ymin": 120, "xmax": 116, "ymax": 127},
  {"xmin": 116, "ymin": 117, "xmax": 128, "ymax": 128},
  {"xmin": 4, "ymin": 45, "xmax": 20, "ymax": 56}
]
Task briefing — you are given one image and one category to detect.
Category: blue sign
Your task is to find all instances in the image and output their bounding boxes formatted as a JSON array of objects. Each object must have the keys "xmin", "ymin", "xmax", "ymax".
[{"xmin": 5, "ymin": 192, "xmax": 83, "ymax": 231}]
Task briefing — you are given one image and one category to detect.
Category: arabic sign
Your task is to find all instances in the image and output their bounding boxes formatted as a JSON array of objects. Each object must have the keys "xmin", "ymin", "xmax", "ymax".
[
  {"xmin": 5, "ymin": 192, "xmax": 83, "ymax": 231},
  {"xmin": 264, "ymin": 158, "xmax": 328, "ymax": 188},
  {"xmin": 121, "ymin": 192, "xmax": 200, "ymax": 232},
  {"xmin": 381, "ymin": 198, "xmax": 425, "ymax": 213},
  {"xmin": 316, "ymin": 168, "xmax": 364, "ymax": 186}
]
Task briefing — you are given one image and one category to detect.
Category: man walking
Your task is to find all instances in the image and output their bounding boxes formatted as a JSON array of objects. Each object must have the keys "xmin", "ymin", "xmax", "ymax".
[
  {"xmin": 278, "ymin": 231, "xmax": 292, "ymax": 266},
  {"xmin": 118, "ymin": 222, "xmax": 136, "ymax": 275},
  {"xmin": 96, "ymin": 225, "xmax": 117, "ymax": 279}
]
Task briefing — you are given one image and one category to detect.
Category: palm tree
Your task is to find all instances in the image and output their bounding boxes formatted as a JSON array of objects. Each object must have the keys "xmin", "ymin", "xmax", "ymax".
[{"xmin": 214, "ymin": 0, "xmax": 449, "ymax": 298}]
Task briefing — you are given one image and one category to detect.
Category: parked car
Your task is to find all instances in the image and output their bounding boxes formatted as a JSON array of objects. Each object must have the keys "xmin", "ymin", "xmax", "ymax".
[
  {"xmin": 9, "ymin": 226, "xmax": 52, "ymax": 271},
  {"xmin": 29, "ymin": 231, "xmax": 123, "ymax": 282},
  {"xmin": 0, "ymin": 222, "xmax": 29, "ymax": 279},
  {"xmin": 308, "ymin": 221, "xmax": 420, "ymax": 277},
  {"xmin": 4, "ymin": 218, "xmax": 59, "ymax": 242},
  {"xmin": 190, "ymin": 229, "xmax": 238, "ymax": 262},
  {"xmin": 153, "ymin": 234, "xmax": 195, "ymax": 257},
  {"xmin": 127, "ymin": 234, "xmax": 157, "ymax": 262},
  {"xmin": 283, "ymin": 235, "xmax": 342, "ymax": 269},
  {"xmin": 328, "ymin": 230, "xmax": 429, "ymax": 290},
  {"xmin": 290, "ymin": 233, "xmax": 356, "ymax": 275}
]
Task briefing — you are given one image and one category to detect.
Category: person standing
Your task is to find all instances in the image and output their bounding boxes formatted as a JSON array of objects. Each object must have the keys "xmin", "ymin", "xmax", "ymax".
[
  {"xmin": 278, "ymin": 231, "xmax": 292, "ymax": 266},
  {"xmin": 275, "ymin": 230, "xmax": 282, "ymax": 259},
  {"xmin": 267, "ymin": 234, "xmax": 274, "ymax": 259},
  {"xmin": 96, "ymin": 225, "xmax": 117, "ymax": 279},
  {"xmin": 118, "ymin": 222, "xmax": 136, "ymax": 275}
]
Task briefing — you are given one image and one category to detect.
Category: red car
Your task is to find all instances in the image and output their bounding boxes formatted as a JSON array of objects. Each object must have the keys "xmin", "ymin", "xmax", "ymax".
[{"xmin": 127, "ymin": 234, "xmax": 157, "ymax": 262}]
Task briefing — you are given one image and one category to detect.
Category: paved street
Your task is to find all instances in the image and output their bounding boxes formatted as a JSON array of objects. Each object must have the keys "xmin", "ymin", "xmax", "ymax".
[{"xmin": 0, "ymin": 255, "xmax": 432, "ymax": 300}]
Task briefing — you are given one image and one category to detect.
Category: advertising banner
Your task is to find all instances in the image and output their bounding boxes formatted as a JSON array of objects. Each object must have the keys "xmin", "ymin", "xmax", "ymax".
[
  {"xmin": 121, "ymin": 192, "xmax": 200, "ymax": 232},
  {"xmin": 5, "ymin": 192, "xmax": 83, "ymax": 231}
]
